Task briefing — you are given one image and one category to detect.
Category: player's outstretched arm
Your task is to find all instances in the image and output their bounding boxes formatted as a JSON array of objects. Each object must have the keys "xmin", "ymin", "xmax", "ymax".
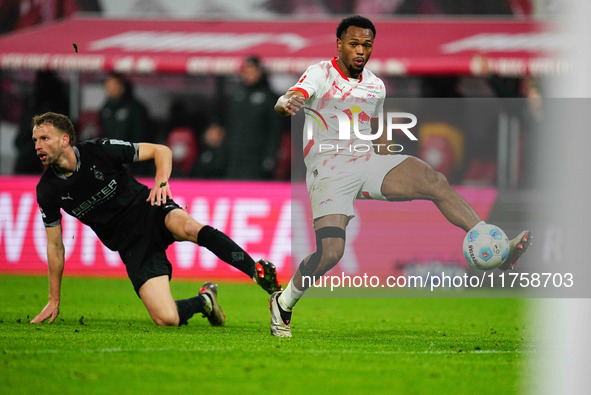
[
  {"xmin": 275, "ymin": 90, "xmax": 306, "ymax": 116},
  {"xmin": 31, "ymin": 225, "xmax": 64, "ymax": 324},
  {"xmin": 138, "ymin": 143, "xmax": 173, "ymax": 206}
]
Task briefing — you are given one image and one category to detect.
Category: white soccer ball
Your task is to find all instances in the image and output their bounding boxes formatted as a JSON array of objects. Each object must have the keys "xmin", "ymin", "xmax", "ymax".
[{"xmin": 463, "ymin": 223, "xmax": 509, "ymax": 270}]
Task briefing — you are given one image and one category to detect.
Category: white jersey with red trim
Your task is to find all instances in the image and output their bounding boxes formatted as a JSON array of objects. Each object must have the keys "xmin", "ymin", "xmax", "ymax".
[{"xmin": 289, "ymin": 57, "xmax": 386, "ymax": 175}]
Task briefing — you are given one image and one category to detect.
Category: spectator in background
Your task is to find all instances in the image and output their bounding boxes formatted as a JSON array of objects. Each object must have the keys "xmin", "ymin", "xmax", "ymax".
[
  {"xmin": 100, "ymin": 72, "xmax": 151, "ymax": 175},
  {"xmin": 192, "ymin": 123, "xmax": 227, "ymax": 179},
  {"xmin": 14, "ymin": 71, "xmax": 69, "ymax": 174},
  {"xmin": 164, "ymin": 100, "xmax": 199, "ymax": 178},
  {"xmin": 223, "ymin": 56, "xmax": 282, "ymax": 180},
  {"xmin": 100, "ymin": 72, "xmax": 149, "ymax": 142}
]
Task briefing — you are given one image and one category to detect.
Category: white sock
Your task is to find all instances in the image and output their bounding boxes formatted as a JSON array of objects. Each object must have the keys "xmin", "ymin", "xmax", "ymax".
[{"xmin": 278, "ymin": 280, "xmax": 305, "ymax": 312}]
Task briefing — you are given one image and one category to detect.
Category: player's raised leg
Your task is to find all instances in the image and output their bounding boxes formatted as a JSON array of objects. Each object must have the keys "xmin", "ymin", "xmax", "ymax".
[
  {"xmin": 381, "ymin": 156, "xmax": 481, "ymax": 231},
  {"xmin": 164, "ymin": 208, "xmax": 281, "ymax": 294},
  {"xmin": 381, "ymin": 157, "xmax": 531, "ymax": 268}
]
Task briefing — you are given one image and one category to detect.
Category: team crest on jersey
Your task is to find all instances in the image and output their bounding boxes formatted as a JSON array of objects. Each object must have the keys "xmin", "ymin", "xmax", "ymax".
[{"xmin": 91, "ymin": 165, "xmax": 104, "ymax": 181}]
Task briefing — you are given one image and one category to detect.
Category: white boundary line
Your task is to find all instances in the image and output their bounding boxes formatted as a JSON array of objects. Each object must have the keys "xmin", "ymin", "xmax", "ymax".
[{"xmin": 0, "ymin": 347, "xmax": 538, "ymax": 355}]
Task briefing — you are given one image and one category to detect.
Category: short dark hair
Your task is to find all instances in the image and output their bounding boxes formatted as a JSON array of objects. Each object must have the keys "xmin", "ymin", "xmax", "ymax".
[
  {"xmin": 244, "ymin": 55, "xmax": 263, "ymax": 70},
  {"xmin": 336, "ymin": 15, "xmax": 376, "ymax": 39},
  {"xmin": 32, "ymin": 112, "xmax": 76, "ymax": 146},
  {"xmin": 106, "ymin": 72, "xmax": 127, "ymax": 86},
  {"xmin": 106, "ymin": 72, "xmax": 132, "ymax": 97}
]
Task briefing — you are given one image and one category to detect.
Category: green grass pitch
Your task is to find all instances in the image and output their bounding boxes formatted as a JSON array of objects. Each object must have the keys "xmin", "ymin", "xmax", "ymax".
[{"xmin": 0, "ymin": 275, "xmax": 534, "ymax": 394}]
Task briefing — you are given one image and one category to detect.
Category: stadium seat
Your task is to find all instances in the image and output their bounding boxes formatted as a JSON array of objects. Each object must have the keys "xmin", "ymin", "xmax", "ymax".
[{"xmin": 166, "ymin": 127, "xmax": 199, "ymax": 177}]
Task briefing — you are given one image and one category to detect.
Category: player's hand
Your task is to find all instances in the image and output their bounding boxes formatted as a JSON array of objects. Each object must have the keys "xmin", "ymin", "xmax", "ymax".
[
  {"xmin": 30, "ymin": 301, "xmax": 59, "ymax": 324},
  {"xmin": 286, "ymin": 96, "xmax": 305, "ymax": 116},
  {"xmin": 148, "ymin": 180, "xmax": 173, "ymax": 206}
]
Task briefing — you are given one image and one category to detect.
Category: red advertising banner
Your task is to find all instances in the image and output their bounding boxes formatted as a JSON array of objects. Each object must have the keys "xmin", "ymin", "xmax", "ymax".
[
  {"xmin": 0, "ymin": 17, "xmax": 560, "ymax": 76},
  {"xmin": 0, "ymin": 177, "xmax": 497, "ymax": 281},
  {"xmin": 0, "ymin": 177, "xmax": 292, "ymax": 281}
]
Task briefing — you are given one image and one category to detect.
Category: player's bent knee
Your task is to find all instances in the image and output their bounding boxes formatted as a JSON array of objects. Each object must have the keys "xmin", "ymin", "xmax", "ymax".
[
  {"xmin": 316, "ymin": 255, "xmax": 343, "ymax": 276},
  {"xmin": 165, "ymin": 209, "xmax": 203, "ymax": 242},
  {"xmin": 300, "ymin": 226, "xmax": 346, "ymax": 276},
  {"xmin": 423, "ymin": 168, "xmax": 451, "ymax": 197},
  {"xmin": 315, "ymin": 240, "xmax": 345, "ymax": 275},
  {"xmin": 317, "ymin": 227, "xmax": 346, "ymax": 264},
  {"xmin": 321, "ymin": 245, "xmax": 345, "ymax": 265},
  {"xmin": 183, "ymin": 218, "xmax": 201, "ymax": 241},
  {"xmin": 150, "ymin": 311, "xmax": 179, "ymax": 326}
]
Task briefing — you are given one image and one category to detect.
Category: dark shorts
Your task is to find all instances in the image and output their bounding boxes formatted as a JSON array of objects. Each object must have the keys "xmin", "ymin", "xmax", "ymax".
[{"xmin": 118, "ymin": 199, "xmax": 181, "ymax": 296}]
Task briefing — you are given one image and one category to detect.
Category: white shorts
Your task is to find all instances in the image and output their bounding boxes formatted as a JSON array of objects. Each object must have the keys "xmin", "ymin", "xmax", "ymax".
[{"xmin": 306, "ymin": 154, "xmax": 410, "ymax": 220}]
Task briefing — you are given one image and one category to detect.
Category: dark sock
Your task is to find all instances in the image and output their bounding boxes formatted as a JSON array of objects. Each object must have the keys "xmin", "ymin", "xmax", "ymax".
[
  {"xmin": 277, "ymin": 299, "xmax": 292, "ymax": 324},
  {"xmin": 175, "ymin": 294, "xmax": 207, "ymax": 326},
  {"xmin": 197, "ymin": 225, "xmax": 256, "ymax": 278}
]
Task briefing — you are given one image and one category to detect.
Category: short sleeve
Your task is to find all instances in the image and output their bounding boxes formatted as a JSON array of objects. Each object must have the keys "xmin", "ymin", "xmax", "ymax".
[
  {"xmin": 36, "ymin": 183, "xmax": 61, "ymax": 228},
  {"xmin": 94, "ymin": 138, "xmax": 139, "ymax": 163},
  {"xmin": 288, "ymin": 63, "xmax": 326, "ymax": 100}
]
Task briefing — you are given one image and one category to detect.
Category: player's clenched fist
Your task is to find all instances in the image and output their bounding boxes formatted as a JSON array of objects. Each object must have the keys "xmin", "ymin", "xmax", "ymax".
[{"xmin": 275, "ymin": 92, "xmax": 305, "ymax": 116}]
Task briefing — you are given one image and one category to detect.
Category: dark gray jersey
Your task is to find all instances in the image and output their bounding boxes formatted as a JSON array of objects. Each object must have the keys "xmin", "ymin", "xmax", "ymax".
[{"xmin": 36, "ymin": 138, "xmax": 150, "ymax": 250}]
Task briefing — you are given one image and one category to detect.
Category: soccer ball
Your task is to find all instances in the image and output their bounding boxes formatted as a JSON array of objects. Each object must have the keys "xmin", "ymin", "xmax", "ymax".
[{"xmin": 463, "ymin": 223, "xmax": 509, "ymax": 270}]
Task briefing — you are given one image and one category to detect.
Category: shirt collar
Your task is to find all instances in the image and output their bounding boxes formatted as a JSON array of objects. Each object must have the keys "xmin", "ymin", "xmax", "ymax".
[
  {"xmin": 53, "ymin": 146, "xmax": 80, "ymax": 180},
  {"xmin": 331, "ymin": 57, "xmax": 363, "ymax": 82}
]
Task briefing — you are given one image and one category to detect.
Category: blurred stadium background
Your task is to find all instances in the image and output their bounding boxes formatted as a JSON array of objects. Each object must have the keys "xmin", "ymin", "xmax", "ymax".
[
  {"xmin": 0, "ymin": 0, "xmax": 563, "ymax": 279},
  {"xmin": 2, "ymin": 1, "xmax": 588, "ymax": 394}
]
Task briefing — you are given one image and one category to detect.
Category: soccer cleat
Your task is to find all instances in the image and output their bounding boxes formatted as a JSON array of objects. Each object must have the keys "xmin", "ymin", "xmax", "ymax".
[
  {"xmin": 498, "ymin": 231, "xmax": 533, "ymax": 271},
  {"xmin": 254, "ymin": 259, "xmax": 282, "ymax": 295},
  {"xmin": 269, "ymin": 291, "xmax": 292, "ymax": 338},
  {"xmin": 198, "ymin": 282, "xmax": 226, "ymax": 326}
]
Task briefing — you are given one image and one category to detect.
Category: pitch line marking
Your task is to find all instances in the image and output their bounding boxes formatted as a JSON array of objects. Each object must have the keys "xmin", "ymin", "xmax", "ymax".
[{"xmin": 1, "ymin": 347, "xmax": 538, "ymax": 356}]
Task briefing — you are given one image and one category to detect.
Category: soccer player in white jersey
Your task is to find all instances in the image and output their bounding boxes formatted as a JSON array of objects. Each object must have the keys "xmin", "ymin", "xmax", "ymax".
[{"xmin": 269, "ymin": 15, "xmax": 532, "ymax": 337}]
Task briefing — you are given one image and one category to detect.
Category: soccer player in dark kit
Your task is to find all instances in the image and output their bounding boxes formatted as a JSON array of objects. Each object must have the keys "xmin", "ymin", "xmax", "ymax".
[{"xmin": 30, "ymin": 112, "xmax": 281, "ymax": 327}]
